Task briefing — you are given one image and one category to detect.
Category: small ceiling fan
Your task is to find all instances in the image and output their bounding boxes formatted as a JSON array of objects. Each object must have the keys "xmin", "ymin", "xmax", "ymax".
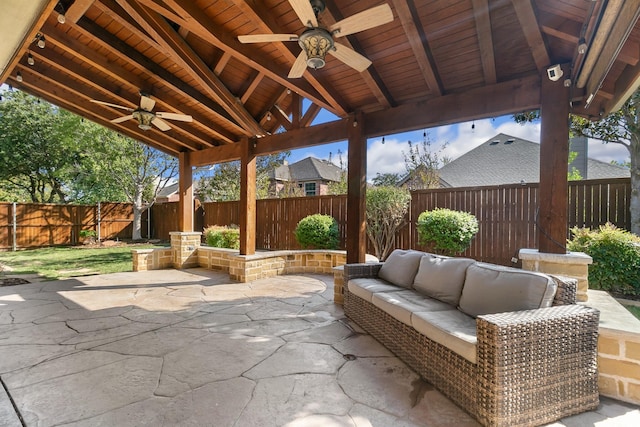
[
  {"xmin": 90, "ymin": 93, "xmax": 192, "ymax": 131},
  {"xmin": 238, "ymin": 0, "xmax": 393, "ymax": 78}
]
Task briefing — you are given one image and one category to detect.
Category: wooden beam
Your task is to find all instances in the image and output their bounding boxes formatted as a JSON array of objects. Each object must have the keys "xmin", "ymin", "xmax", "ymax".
[
  {"xmin": 114, "ymin": 0, "xmax": 264, "ymax": 137},
  {"xmin": 66, "ymin": 0, "xmax": 95, "ymax": 23},
  {"xmin": 392, "ymin": 0, "xmax": 443, "ymax": 96},
  {"xmin": 239, "ymin": 138, "xmax": 256, "ymax": 255},
  {"xmin": 511, "ymin": 0, "xmax": 551, "ymax": 71},
  {"xmin": 190, "ymin": 143, "xmax": 242, "ymax": 167},
  {"xmin": 178, "ymin": 152, "xmax": 194, "ymax": 232},
  {"xmin": 346, "ymin": 112, "xmax": 367, "ymax": 263},
  {"xmin": 365, "ymin": 75, "xmax": 541, "ymax": 137},
  {"xmin": 538, "ymin": 65, "xmax": 570, "ymax": 253},
  {"xmin": 471, "ymin": 0, "xmax": 497, "ymax": 84}
]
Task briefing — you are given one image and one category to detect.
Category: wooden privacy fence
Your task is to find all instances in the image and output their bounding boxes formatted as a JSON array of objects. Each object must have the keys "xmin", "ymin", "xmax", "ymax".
[
  {"xmin": 0, "ymin": 202, "xmax": 143, "ymax": 250},
  {"xmin": 0, "ymin": 178, "xmax": 632, "ymax": 265}
]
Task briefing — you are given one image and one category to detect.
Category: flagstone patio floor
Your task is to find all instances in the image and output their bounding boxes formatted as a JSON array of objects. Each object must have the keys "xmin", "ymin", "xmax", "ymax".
[{"xmin": 0, "ymin": 268, "xmax": 639, "ymax": 426}]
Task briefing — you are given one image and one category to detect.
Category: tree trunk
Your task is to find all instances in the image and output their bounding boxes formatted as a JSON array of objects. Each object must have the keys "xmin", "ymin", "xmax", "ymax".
[{"xmin": 132, "ymin": 188, "xmax": 144, "ymax": 241}]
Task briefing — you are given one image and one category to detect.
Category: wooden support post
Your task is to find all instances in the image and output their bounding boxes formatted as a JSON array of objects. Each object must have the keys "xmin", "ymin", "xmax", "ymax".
[
  {"xmin": 239, "ymin": 137, "xmax": 256, "ymax": 255},
  {"xmin": 178, "ymin": 151, "xmax": 193, "ymax": 232},
  {"xmin": 347, "ymin": 112, "xmax": 367, "ymax": 263},
  {"xmin": 538, "ymin": 65, "xmax": 570, "ymax": 253}
]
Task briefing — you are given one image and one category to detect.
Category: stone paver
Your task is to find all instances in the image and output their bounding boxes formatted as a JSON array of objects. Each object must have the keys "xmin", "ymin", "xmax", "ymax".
[{"xmin": 0, "ymin": 268, "xmax": 638, "ymax": 426}]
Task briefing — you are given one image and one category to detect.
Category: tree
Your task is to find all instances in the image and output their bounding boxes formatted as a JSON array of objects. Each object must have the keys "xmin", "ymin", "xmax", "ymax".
[
  {"xmin": 88, "ymin": 133, "xmax": 178, "ymax": 240},
  {"xmin": 515, "ymin": 90, "xmax": 638, "ymax": 234},
  {"xmin": 327, "ymin": 150, "xmax": 347, "ymax": 195},
  {"xmin": 372, "ymin": 172, "xmax": 401, "ymax": 187},
  {"xmin": 366, "ymin": 186, "xmax": 411, "ymax": 260},
  {"xmin": 0, "ymin": 90, "xmax": 85, "ymax": 202},
  {"xmin": 196, "ymin": 152, "xmax": 290, "ymax": 201},
  {"xmin": 402, "ymin": 131, "xmax": 450, "ymax": 189}
]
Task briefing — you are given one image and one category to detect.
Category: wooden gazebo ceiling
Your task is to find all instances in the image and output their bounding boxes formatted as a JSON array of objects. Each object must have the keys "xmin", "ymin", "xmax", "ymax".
[{"xmin": 2, "ymin": 0, "xmax": 640, "ymax": 163}]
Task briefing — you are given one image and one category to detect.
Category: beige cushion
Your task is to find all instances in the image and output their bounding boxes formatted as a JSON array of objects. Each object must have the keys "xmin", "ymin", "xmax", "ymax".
[
  {"xmin": 413, "ymin": 256, "xmax": 475, "ymax": 305},
  {"xmin": 378, "ymin": 249, "xmax": 428, "ymax": 288},
  {"xmin": 348, "ymin": 278, "xmax": 400, "ymax": 302},
  {"xmin": 458, "ymin": 263, "xmax": 557, "ymax": 317},
  {"xmin": 411, "ymin": 310, "xmax": 478, "ymax": 363},
  {"xmin": 371, "ymin": 289, "xmax": 455, "ymax": 325}
]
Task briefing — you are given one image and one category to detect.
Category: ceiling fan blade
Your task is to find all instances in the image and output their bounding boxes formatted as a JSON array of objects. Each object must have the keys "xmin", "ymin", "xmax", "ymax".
[
  {"xmin": 156, "ymin": 112, "xmax": 193, "ymax": 122},
  {"xmin": 329, "ymin": 4, "xmax": 394, "ymax": 38},
  {"xmin": 140, "ymin": 95, "xmax": 156, "ymax": 111},
  {"xmin": 238, "ymin": 34, "xmax": 298, "ymax": 43},
  {"xmin": 111, "ymin": 114, "xmax": 134, "ymax": 124},
  {"xmin": 289, "ymin": 0, "xmax": 317, "ymax": 27},
  {"xmin": 329, "ymin": 44, "xmax": 372, "ymax": 72},
  {"xmin": 151, "ymin": 117, "xmax": 171, "ymax": 131},
  {"xmin": 91, "ymin": 100, "xmax": 134, "ymax": 112},
  {"xmin": 288, "ymin": 51, "xmax": 308, "ymax": 78}
]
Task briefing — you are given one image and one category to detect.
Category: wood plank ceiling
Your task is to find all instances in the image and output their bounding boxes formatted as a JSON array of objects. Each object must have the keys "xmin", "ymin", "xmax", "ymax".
[{"xmin": 2, "ymin": 0, "xmax": 640, "ymax": 163}]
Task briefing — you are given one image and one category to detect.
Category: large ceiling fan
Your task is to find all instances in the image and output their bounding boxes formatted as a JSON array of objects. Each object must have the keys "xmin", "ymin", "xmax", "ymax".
[
  {"xmin": 238, "ymin": 0, "xmax": 393, "ymax": 78},
  {"xmin": 90, "ymin": 93, "xmax": 192, "ymax": 131}
]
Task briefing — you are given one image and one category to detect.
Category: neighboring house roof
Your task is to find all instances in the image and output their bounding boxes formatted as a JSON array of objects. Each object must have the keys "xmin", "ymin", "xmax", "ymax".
[
  {"xmin": 437, "ymin": 133, "xmax": 629, "ymax": 188},
  {"xmin": 270, "ymin": 157, "xmax": 343, "ymax": 183},
  {"xmin": 157, "ymin": 182, "xmax": 179, "ymax": 198}
]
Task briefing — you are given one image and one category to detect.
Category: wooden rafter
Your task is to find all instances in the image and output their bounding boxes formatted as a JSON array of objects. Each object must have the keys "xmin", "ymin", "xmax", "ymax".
[
  {"xmin": 66, "ymin": 0, "xmax": 95, "ymax": 23},
  {"xmin": 153, "ymin": 0, "xmax": 346, "ymax": 117},
  {"xmin": 471, "ymin": 0, "xmax": 497, "ymax": 85},
  {"xmin": 113, "ymin": 0, "xmax": 264, "ymax": 137},
  {"xmin": 392, "ymin": 0, "xmax": 443, "ymax": 96},
  {"xmin": 511, "ymin": 0, "xmax": 551, "ymax": 70}
]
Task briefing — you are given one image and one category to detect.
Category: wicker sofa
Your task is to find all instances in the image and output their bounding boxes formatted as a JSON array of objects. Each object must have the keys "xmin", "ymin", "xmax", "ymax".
[{"xmin": 343, "ymin": 249, "xmax": 600, "ymax": 427}]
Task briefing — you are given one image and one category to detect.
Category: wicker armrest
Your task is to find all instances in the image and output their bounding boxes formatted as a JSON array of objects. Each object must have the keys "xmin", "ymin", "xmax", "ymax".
[
  {"xmin": 343, "ymin": 262, "xmax": 384, "ymax": 281},
  {"xmin": 474, "ymin": 305, "xmax": 600, "ymax": 426}
]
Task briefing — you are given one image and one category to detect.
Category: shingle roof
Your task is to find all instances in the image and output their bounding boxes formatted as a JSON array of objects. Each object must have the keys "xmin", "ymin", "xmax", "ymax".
[
  {"xmin": 438, "ymin": 133, "xmax": 629, "ymax": 188},
  {"xmin": 271, "ymin": 157, "xmax": 343, "ymax": 183}
]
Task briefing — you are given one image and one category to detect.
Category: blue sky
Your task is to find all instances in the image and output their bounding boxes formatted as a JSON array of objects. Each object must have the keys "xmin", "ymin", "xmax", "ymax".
[{"xmin": 287, "ymin": 103, "xmax": 630, "ymax": 181}]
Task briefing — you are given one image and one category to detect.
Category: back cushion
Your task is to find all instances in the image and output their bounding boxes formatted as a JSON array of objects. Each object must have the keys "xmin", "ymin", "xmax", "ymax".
[
  {"xmin": 458, "ymin": 263, "xmax": 557, "ymax": 317},
  {"xmin": 413, "ymin": 256, "xmax": 475, "ymax": 305},
  {"xmin": 378, "ymin": 249, "xmax": 427, "ymax": 288}
]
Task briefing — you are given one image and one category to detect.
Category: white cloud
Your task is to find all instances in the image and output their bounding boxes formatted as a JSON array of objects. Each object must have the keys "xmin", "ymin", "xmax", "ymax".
[
  {"xmin": 366, "ymin": 137, "xmax": 408, "ymax": 181},
  {"xmin": 588, "ymin": 139, "xmax": 629, "ymax": 164}
]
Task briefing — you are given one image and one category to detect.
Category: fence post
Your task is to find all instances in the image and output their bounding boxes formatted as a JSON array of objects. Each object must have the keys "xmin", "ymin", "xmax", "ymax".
[
  {"xmin": 12, "ymin": 202, "xmax": 17, "ymax": 252},
  {"xmin": 97, "ymin": 202, "xmax": 101, "ymax": 243}
]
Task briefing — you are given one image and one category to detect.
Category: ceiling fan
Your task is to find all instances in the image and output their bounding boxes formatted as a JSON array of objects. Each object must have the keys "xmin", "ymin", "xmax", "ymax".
[
  {"xmin": 238, "ymin": 0, "xmax": 393, "ymax": 78},
  {"xmin": 90, "ymin": 93, "xmax": 193, "ymax": 131}
]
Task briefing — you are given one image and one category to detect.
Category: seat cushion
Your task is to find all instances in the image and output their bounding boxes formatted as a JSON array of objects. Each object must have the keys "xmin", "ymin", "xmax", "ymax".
[
  {"xmin": 411, "ymin": 310, "xmax": 478, "ymax": 363},
  {"xmin": 348, "ymin": 278, "xmax": 400, "ymax": 302},
  {"xmin": 371, "ymin": 289, "xmax": 455, "ymax": 325},
  {"xmin": 378, "ymin": 249, "xmax": 427, "ymax": 288},
  {"xmin": 458, "ymin": 263, "xmax": 557, "ymax": 317},
  {"xmin": 413, "ymin": 256, "xmax": 475, "ymax": 305}
]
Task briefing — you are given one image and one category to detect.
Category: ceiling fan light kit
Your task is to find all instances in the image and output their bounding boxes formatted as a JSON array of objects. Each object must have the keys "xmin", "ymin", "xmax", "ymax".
[
  {"xmin": 132, "ymin": 110, "xmax": 155, "ymax": 130},
  {"xmin": 298, "ymin": 28, "xmax": 334, "ymax": 69}
]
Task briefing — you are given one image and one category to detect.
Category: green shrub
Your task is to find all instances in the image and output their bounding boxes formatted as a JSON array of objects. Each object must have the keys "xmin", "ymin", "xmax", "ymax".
[
  {"xmin": 204, "ymin": 225, "xmax": 240, "ymax": 249},
  {"xmin": 567, "ymin": 223, "xmax": 640, "ymax": 296},
  {"xmin": 416, "ymin": 208, "xmax": 478, "ymax": 256},
  {"xmin": 294, "ymin": 214, "xmax": 339, "ymax": 249}
]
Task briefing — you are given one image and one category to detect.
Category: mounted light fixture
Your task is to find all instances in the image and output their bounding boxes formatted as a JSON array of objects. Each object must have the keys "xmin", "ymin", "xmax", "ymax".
[
  {"xmin": 56, "ymin": 2, "xmax": 66, "ymax": 24},
  {"xmin": 16, "ymin": 72, "xmax": 23, "ymax": 82},
  {"xmin": 132, "ymin": 110, "xmax": 155, "ymax": 130},
  {"xmin": 298, "ymin": 28, "xmax": 334, "ymax": 69},
  {"xmin": 578, "ymin": 38, "xmax": 587, "ymax": 55},
  {"xmin": 27, "ymin": 53, "xmax": 35, "ymax": 66},
  {"xmin": 37, "ymin": 34, "xmax": 45, "ymax": 48}
]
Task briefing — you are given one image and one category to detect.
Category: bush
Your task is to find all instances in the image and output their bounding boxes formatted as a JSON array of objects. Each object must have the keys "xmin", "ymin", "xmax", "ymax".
[
  {"xmin": 366, "ymin": 186, "xmax": 411, "ymax": 261},
  {"xmin": 294, "ymin": 214, "xmax": 339, "ymax": 249},
  {"xmin": 203, "ymin": 225, "xmax": 240, "ymax": 249},
  {"xmin": 416, "ymin": 208, "xmax": 478, "ymax": 256},
  {"xmin": 567, "ymin": 223, "xmax": 640, "ymax": 296}
]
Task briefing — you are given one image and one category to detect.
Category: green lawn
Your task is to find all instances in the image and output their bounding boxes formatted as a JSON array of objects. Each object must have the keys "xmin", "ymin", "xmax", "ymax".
[
  {"xmin": 0, "ymin": 244, "xmax": 165, "ymax": 281},
  {"xmin": 625, "ymin": 305, "xmax": 640, "ymax": 321}
]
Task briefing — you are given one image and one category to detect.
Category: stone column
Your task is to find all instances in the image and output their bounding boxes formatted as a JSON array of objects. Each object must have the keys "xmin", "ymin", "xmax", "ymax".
[
  {"xmin": 170, "ymin": 231, "xmax": 202, "ymax": 269},
  {"xmin": 519, "ymin": 249, "xmax": 592, "ymax": 302}
]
